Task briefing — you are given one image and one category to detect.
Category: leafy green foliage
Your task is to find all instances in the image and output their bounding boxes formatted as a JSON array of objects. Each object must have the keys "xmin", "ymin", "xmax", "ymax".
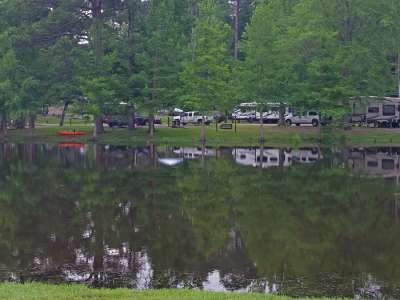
[
  {"xmin": 180, "ymin": 0, "xmax": 234, "ymax": 112},
  {"xmin": 0, "ymin": 0, "xmax": 400, "ymax": 127}
]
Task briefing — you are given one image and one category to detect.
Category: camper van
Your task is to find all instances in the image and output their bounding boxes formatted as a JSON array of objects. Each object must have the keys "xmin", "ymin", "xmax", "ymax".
[{"xmin": 350, "ymin": 97, "xmax": 400, "ymax": 127}]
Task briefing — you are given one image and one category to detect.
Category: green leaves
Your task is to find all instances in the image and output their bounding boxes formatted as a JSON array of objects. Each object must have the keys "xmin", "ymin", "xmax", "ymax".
[
  {"xmin": 180, "ymin": 0, "xmax": 234, "ymax": 111},
  {"xmin": 241, "ymin": 0, "xmax": 400, "ymax": 113}
]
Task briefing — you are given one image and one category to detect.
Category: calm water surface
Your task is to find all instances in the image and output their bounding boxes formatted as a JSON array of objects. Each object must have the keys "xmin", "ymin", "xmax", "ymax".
[{"xmin": 0, "ymin": 143, "xmax": 400, "ymax": 299}]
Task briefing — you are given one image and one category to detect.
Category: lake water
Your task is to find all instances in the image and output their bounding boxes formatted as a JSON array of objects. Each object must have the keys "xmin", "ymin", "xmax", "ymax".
[{"xmin": 0, "ymin": 143, "xmax": 400, "ymax": 299}]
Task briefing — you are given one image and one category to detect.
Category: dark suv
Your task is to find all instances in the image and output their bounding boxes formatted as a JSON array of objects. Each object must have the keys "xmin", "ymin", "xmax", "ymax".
[{"xmin": 103, "ymin": 115, "xmax": 161, "ymax": 128}]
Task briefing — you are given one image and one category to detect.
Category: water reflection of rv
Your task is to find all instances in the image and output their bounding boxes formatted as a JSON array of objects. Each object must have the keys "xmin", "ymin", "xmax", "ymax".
[
  {"xmin": 172, "ymin": 147, "xmax": 217, "ymax": 159},
  {"xmin": 233, "ymin": 148, "xmax": 321, "ymax": 168},
  {"xmin": 348, "ymin": 147, "xmax": 400, "ymax": 183}
]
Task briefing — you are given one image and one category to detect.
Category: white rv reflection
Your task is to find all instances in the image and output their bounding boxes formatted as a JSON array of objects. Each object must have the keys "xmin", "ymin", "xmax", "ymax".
[
  {"xmin": 172, "ymin": 147, "xmax": 217, "ymax": 159},
  {"xmin": 348, "ymin": 148, "xmax": 400, "ymax": 183},
  {"xmin": 233, "ymin": 148, "xmax": 321, "ymax": 168}
]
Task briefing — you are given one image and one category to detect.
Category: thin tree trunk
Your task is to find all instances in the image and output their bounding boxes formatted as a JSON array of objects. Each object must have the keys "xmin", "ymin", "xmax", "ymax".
[
  {"xmin": 93, "ymin": 115, "xmax": 104, "ymax": 140},
  {"xmin": 149, "ymin": 142, "xmax": 157, "ymax": 168},
  {"xmin": 29, "ymin": 114, "xmax": 36, "ymax": 129},
  {"xmin": 318, "ymin": 112, "xmax": 322, "ymax": 142},
  {"xmin": 15, "ymin": 116, "xmax": 25, "ymax": 129},
  {"xmin": 397, "ymin": 52, "xmax": 400, "ymax": 97},
  {"xmin": 92, "ymin": 0, "xmax": 103, "ymax": 66},
  {"xmin": 59, "ymin": 101, "xmax": 69, "ymax": 127},
  {"xmin": 129, "ymin": 108, "xmax": 136, "ymax": 130},
  {"xmin": 200, "ymin": 117, "xmax": 206, "ymax": 143},
  {"xmin": 259, "ymin": 108, "xmax": 265, "ymax": 143},
  {"xmin": 234, "ymin": 0, "xmax": 240, "ymax": 60},
  {"xmin": 201, "ymin": 141, "xmax": 206, "ymax": 166},
  {"xmin": 0, "ymin": 113, "xmax": 7, "ymax": 139},
  {"xmin": 148, "ymin": 113, "xmax": 155, "ymax": 138},
  {"xmin": 279, "ymin": 102, "xmax": 285, "ymax": 126}
]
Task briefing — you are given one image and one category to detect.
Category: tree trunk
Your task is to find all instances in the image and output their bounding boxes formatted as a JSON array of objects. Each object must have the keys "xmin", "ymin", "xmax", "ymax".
[
  {"xmin": 279, "ymin": 102, "xmax": 285, "ymax": 126},
  {"xmin": 397, "ymin": 52, "xmax": 400, "ymax": 97},
  {"xmin": 149, "ymin": 142, "xmax": 157, "ymax": 168},
  {"xmin": 259, "ymin": 109, "xmax": 265, "ymax": 143},
  {"xmin": 201, "ymin": 141, "xmax": 206, "ymax": 166},
  {"xmin": 279, "ymin": 149, "xmax": 285, "ymax": 168},
  {"xmin": 200, "ymin": 117, "xmax": 206, "ymax": 143},
  {"xmin": 15, "ymin": 116, "xmax": 25, "ymax": 129},
  {"xmin": 29, "ymin": 114, "xmax": 36, "ymax": 129},
  {"xmin": 234, "ymin": 0, "xmax": 240, "ymax": 60},
  {"xmin": 59, "ymin": 101, "xmax": 69, "ymax": 127},
  {"xmin": 129, "ymin": 108, "xmax": 136, "ymax": 130},
  {"xmin": 0, "ymin": 113, "xmax": 7, "ymax": 139},
  {"xmin": 148, "ymin": 113, "xmax": 155, "ymax": 138},
  {"xmin": 91, "ymin": 0, "xmax": 103, "ymax": 66},
  {"xmin": 318, "ymin": 112, "xmax": 322, "ymax": 142},
  {"xmin": 93, "ymin": 115, "xmax": 104, "ymax": 140}
]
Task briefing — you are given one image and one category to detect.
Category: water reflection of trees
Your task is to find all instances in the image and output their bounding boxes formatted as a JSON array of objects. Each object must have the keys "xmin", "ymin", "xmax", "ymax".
[{"xmin": 0, "ymin": 144, "xmax": 399, "ymax": 298}]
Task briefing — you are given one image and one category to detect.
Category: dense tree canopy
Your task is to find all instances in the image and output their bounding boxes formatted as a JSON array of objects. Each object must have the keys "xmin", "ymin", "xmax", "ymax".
[{"xmin": 0, "ymin": 0, "xmax": 399, "ymax": 135}]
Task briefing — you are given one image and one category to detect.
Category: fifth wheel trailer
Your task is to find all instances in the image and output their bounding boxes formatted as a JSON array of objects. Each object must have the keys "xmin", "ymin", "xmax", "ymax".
[{"xmin": 349, "ymin": 96, "xmax": 400, "ymax": 127}]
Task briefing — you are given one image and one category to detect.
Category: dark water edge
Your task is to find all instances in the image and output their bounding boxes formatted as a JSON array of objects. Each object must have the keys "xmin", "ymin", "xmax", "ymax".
[{"xmin": 0, "ymin": 143, "xmax": 400, "ymax": 299}]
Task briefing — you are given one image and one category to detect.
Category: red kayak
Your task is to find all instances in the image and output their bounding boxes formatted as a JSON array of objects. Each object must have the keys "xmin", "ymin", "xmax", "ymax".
[
  {"xmin": 58, "ymin": 131, "xmax": 86, "ymax": 136},
  {"xmin": 59, "ymin": 142, "xmax": 86, "ymax": 148}
]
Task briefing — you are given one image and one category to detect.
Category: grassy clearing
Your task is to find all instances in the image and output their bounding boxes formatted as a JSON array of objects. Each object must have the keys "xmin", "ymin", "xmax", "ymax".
[
  {"xmin": 3, "ymin": 123, "xmax": 400, "ymax": 147},
  {"xmin": 0, "ymin": 283, "xmax": 348, "ymax": 300},
  {"xmin": 4, "ymin": 124, "xmax": 318, "ymax": 147}
]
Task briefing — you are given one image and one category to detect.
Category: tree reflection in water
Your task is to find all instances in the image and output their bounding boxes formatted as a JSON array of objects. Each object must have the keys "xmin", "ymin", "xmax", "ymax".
[{"xmin": 0, "ymin": 143, "xmax": 399, "ymax": 299}]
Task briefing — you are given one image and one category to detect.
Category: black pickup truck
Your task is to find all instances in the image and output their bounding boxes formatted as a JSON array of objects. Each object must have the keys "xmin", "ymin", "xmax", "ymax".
[{"xmin": 103, "ymin": 115, "xmax": 161, "ymax": 128}]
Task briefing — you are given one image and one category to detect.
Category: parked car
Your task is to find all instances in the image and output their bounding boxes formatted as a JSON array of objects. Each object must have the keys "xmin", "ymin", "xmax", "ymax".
[
  {"xmin": 285, "ymin": 111, "xmax": 320, "ymax": 127},
  {"xmin": 103, "ymin": 115, "xmax": 128, "ymax": 128},
  {"xmin": 173, "ymin": 111, "xmax": 212, "ymax": 126},
  {"xmin": 103, "ymin": 114, "xmax": 161, "ymax": 128}
]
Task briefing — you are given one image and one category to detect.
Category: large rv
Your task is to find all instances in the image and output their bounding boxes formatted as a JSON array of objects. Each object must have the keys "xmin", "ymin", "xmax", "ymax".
[
  {"xmin": 350, "ymin": 96, "xmax": 400, "ymax": 127},
  {"xmin": 233, "ymin": 148, "xmax": 321, "ymax": 169},
  {"xmin": 231, "ymin": 102, "xmax": 258, "ymax": 122},
  {"xmin": 348, "ymin": 147, "xmax": 400, "ymax": 184}
]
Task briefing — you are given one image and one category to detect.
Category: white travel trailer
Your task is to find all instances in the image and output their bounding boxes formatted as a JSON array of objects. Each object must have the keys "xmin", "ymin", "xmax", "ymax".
[
  {"xmin": 262, "ymin": 103, "xmax": 293, "ymax": 124},
  {"xmin": 348, "ymin": 147, "xmax": 400, "ymax": 184},
  {"xmin": 232, "ymin": 102, "xmax": 258, "ymax": 121},
  {"xmin": 232, "ymin": 102, "xmax": 292, "ymax": 123},
  {"xmin": 233, "ymin": 148, "xmax": 289, "ymax": 168},
  {"xmin": 232, "ymin": 148, "xmax": 321, "ymax": 169},
  {"xmin": 172, "ymin": 147, "xmax": 217, "ymax": 160},
  {"xmin": 350, "ymin": 96, "xmax": 400, "ymax": 127}
]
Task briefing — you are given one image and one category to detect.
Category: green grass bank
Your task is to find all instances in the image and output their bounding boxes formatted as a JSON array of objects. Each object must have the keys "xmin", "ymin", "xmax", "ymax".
[
  {"xmin": 3, "ymin": 123, "xmax": 400, "ymax": 147},
  {"xmin": 0, "ymin": 283, "xmax": 349, "ymax": 300}
]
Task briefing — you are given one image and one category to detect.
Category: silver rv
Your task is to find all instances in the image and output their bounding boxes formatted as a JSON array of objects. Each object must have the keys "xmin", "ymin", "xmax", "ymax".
[{"xmin": 350, "ymin": 96, "xmax": 400, "ymax": 127}]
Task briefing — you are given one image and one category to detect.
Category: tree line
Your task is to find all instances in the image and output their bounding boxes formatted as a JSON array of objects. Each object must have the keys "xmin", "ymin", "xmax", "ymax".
[{"xmin": 0, "ymin": 0, "xmax": 399, "ymax": 138}]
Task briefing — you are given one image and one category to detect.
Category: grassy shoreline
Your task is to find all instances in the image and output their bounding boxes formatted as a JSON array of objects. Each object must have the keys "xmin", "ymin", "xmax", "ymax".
[
  {"xmin": 0, "ymin": 283, "xmax": 348, "ymax": 300},
  {"xmin": 2, "ymin": 124, "xmax": 400, "ymax": 147}
]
